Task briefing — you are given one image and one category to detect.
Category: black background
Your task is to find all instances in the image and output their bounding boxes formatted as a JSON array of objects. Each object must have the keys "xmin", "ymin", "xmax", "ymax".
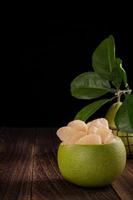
[{"xmin": 1, "ymin": 21, "xmax": 132, "ymax": 127}]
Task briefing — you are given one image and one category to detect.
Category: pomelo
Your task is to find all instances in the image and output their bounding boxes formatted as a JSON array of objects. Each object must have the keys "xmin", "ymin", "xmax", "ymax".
[
  {"xmin": 57, "ymin": 126, "xmax": 86, "ymax": 144},
  {"xmin": 57, "ymin": 118, "xmax": 118, "ymax": 145},
  {"xmin": 87, "ymin": 126, "xmax": 98, "ymax": 135},
  {"xmin": 76, "ymin": 134, "xmax": 102, "ymax": 145},
  {"xmin": 87, "ymin": 118, "xmax": 109, "ymax": 129},
  {"xmin": 95, "ymin": 127, "xmax": 113, "ymax": 144},
  {"xmin": 57, "ymin": 138, "xmax": 126, "ymax": 187},
  {"xmin": 105, "ymin": 102, "xmax": 133, "ymax": 156},
  {"xmin": 68, "ymin": 120, "xmax": 88, "ymax": 132},
  {"xmin": 105, "ymin": 102, "xmax": 122, "ymax": 129}
]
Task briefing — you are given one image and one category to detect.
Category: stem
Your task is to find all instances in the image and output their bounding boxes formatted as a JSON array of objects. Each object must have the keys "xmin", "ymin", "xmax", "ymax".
[
  {"xmin": 120, "ymin": 89, "xmax": 132, "ymax": 95},
  {"xmin": 115, "ymin": 89, "xmax": 132, "ymax": 102},
  {"xmin": 116, "ymin": 90, "xmax": 121, "ymax": 102},
  {"xmin": 117, "ymin": 94, "xmax": 121, "ymax": 102}
]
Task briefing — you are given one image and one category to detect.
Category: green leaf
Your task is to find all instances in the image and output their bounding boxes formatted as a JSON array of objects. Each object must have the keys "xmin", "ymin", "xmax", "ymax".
[
  {"xmin": 111, "ymin": 58, "xmax": 123, "ymax": 89},
  {"xmin": 75, "ymin": 99, "xmax": 111, "ymax": 121},
  {"xmin": 92, "ymin": 35, "xmax": 115, "ymax": 80},
  {"xmin": 115, "ymin": 95, "xmax": 133, "ymax": 132},
  {"xmin": 71, "ymin": 72, "xmax": 115, "ymax": 100},
  {"xmin": 119, "ymin": 60, "xmax": 128, "ymax": 88},
  {"xmin": 112, "ymin": 58, "xmax": 128, "ymax": 89}
]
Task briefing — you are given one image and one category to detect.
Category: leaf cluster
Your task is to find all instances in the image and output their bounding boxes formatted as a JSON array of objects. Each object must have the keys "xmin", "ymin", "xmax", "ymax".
[{"xmin": 71, "ymin": 36, "xmax": 132, "ymax": 132}]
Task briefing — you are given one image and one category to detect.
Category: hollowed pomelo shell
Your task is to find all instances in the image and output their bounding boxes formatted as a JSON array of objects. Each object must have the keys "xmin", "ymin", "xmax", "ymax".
[{"xmin": 57, "ymin": 137, "xmax": 126, "ymax": 187}]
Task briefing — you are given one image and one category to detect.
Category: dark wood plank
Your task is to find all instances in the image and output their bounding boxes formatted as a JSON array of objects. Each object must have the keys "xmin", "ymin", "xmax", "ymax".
[
  {"xmin": 0, "ymin": 128, "xmax": 35, "ymax": 200},
  {"xmin": 0, "ymin": 128, "xmax": 7, "ymax": 154},
  {"xmin": 112, "ymin": 159, "xmax": 133, "ymax": 200},
  {"xmin": 1, "ymin": 128, "xmax": 133, "ymax": 200},
  {"xmin": 32, "ymin": 128, "xmax": 120, "ymax": 200}
]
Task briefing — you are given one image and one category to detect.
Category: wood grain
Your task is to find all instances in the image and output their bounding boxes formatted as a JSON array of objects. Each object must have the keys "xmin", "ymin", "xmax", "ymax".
[
  {"xmin": 0, "ymin": 128, "xmax": 35, "ymax": 200},
  {"xmin": 0, "ymin": 128, "xmax": 133, "ymax": 200},
  {"xmin": 112, "ymin": 159, "xmax": 133, "ymax": 200}
]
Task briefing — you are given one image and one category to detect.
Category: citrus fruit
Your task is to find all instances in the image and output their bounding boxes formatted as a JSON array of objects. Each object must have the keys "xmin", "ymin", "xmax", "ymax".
[
  {"xmin": 57, "ymin": 119, "xmax": 126, "ymax": 187},
  {"xmin": 105, "ymin": 102, "xmax": 133, "ymax": 156},
  {"xmin": 57, "ymin": 118, "xmax": 115, "ymax": 145},
  {"xmin": 68, "ymin": 120, "xmax": 88, "ymax": 132},
  {"xmin": 105, "ymin": 102, "xmax": 122, "ymax": 129},
  {"xmin": 57, "ymin": 126, "xmax": 86, "ymax": 144},
  {"xmin": 87, "ymin": 118, "xmax": 109, "ymax": 129},
  {"xmin": 76, "ymin": 134, "xmax": 102, "ymax": 145},
  {"xmin": 57, "ymin": 138, "xmax": 126, "ymax": 187}
]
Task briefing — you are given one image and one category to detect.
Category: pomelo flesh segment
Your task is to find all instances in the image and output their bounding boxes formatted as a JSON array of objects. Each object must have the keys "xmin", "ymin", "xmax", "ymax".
[
  {"xmin": 62, "ymin": 131, "xmax": 87, "ymax": 144},
  {"xmin": 76, "ymin": 134, "xmax": 102, "ymax": 145},
  {"xmin": 86, "ymin": 121, "xmax": 92, "ymax": 129},
  {"xmin": 91, "ymin": 118, "xmax": 109, "ymax": 129},
  {"xmin": 87, "ymin": 126, "xmax": 98, "ymax": 135},
  {"xmin": 57, "ymin": 127, "xmax": 87, "ymax": 144},
  {"xmin": 103, "ymin": 134, "xmax": 115, "ymax": 144},
  {"xmin": 68, "ymin": 120, "xmax": 88, "ymax": 132},
  {"xmin": 56, "ymin": 127, "xmax": 73, "ymax": 141},
  {"xmin": 95, "ymin": 127, "xmax": 113, "ymax": 144}
]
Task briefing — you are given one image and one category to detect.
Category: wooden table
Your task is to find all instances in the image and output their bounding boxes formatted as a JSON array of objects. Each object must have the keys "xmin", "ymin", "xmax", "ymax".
[{"xmin": 0, "ymin": 128, "xmax": 133, "ymax": 200}]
